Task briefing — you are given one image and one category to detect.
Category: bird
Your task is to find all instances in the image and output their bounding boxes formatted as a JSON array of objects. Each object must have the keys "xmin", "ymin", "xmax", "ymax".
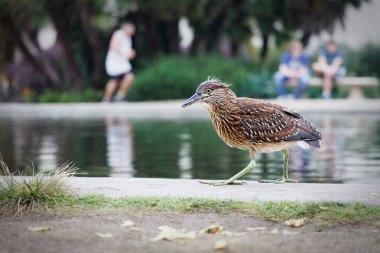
[{"xmin": 182, "ymin": 78, "xmax": 322, "ymax": 186}]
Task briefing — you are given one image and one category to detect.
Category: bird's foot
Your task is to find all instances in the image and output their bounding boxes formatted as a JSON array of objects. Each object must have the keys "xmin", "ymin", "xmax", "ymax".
[
  {"xmin": 259, "ymin": 177, "xmax": 301, "ymax": 184},
  {"xmin": 199, "ymin": 180, "xmax": 246, "ymax": 186}
]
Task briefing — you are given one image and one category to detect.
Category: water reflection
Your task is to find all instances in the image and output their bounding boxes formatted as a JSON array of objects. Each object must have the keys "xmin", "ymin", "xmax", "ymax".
[
  {"xmin": 317, "ymin": 116, "xmax": 342, "ymax": 182},
  {"xmin": 105, "ymin": 117, "xmax": 134, "ymax": 177},
  {"xmin": 7, "ymin": 118, "xmax": 59, "ymax": 172},
  {"xmin": 178, "ymin": 133, "xmax": 193, "ymax": 179},
  {"xmin": 37, "ymin": 135, "xmax": 58, "ymax": 171},
  {"xmin": 0, "ymin": 114, "xmax": 379, "ymax": 184}
]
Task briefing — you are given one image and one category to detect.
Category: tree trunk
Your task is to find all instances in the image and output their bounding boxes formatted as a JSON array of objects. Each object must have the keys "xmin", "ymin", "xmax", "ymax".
[
  {"xmin": 79, "ymin": 0, "xmax": 103, "ymax": 89},
  {"xmin": 260, "ymin": 34, "xmax": 269, "ymax": 62},
  {"xmin": 190, "ymin": 36, "xmax": 205, "ymax": 56},
  {"xmin": 301, "ymin": 31, "xmax": 311, "ymax": 47},
  {"xmin": 45, "ymin": 0, "xmax": 85, "ymax": 91},
  {"xmin": 0, "ymin": 15, "xmax": 59, "ymax": 89},
  {"xmin": 169, "ymin": 18, "xmax": 180, "ymax": 54}
]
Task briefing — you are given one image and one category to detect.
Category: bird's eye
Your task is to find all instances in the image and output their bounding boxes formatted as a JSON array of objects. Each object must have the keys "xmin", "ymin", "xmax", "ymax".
[{"xmin": 206, "ymin": 89, "xmax": 212, "ymax": 94}]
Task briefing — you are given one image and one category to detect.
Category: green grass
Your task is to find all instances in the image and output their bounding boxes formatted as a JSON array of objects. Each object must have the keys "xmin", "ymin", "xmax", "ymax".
[
  {"xmin": 1, "ymin": 159, "xmax": 379, "ymax": 223},
  {"xmin": 45, "ymin": 195, "xmax": 380, "ymax": 224},
  {"xmin": 0, "ymin": 159, "xmax": 77, "ymax": 215}
]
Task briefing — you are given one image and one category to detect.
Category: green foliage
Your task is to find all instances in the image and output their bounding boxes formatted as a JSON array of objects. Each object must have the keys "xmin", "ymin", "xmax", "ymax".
[
  {"xmin": 127, "ymin": 54, "xmax": 258, "ymax": 101},
  {"xmin": 345, "ymin": 44, "xmax": 380, "ymax": 78},
  {"xmin": 37, "ymin": 88, "xmax": 103, "ymax": 103},
  {"xmin": 237, "ymin": 72, "xmax": 277, "ymax": 99},
  {"xmin": 343, "ymin": 44, "xmax": 380, "ymax": 98}
]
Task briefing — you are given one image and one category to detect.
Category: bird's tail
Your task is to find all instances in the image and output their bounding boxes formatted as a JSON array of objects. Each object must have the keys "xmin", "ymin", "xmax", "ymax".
[{"xmin": 306, "ymin": 139, "xmax": 321, "ymax": 149}]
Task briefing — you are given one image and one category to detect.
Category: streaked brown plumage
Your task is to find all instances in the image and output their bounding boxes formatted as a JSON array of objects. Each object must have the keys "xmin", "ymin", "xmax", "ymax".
[{"xmin": 182, "ymin": 78, "xmax": 322, "ymax": 186}]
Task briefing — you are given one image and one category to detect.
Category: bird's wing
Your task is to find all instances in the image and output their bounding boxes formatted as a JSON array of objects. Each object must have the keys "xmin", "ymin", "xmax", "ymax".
[{"xmin": 235, "ymin": 98, "xmax": 321, "ymax": 144}]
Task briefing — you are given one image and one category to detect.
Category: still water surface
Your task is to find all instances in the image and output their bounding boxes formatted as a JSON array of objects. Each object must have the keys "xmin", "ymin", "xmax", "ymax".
[{"xmin": 1, "ymin": 114, "xmax": 379, "ymax": 184}]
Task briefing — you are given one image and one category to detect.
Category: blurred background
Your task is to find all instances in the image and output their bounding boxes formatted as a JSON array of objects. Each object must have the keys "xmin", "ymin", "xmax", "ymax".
[
  {"xmin": 0, "ymin": 0, "xmax": 379, "ymax": 102},
  {"xmin": 1, "ymin": 0, "xmax": 380, "ymax": 184}
]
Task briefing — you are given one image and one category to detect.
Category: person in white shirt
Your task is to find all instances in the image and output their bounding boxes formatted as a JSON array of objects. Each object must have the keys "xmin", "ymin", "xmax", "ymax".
[{"xmin": 103, "ymin": 22, "xmax": 136, "ymax": 102}]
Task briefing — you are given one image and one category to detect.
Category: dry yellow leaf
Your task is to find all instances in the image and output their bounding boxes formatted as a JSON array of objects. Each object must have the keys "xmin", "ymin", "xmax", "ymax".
[
  {"xmin": 221, "ymin": 231, "xmax": 246, "ymax": 236},
  {"xmin": 150, "ymin": 226, "xmax": 196, "ymax": 241},
  {"xmin": 284, "ymin": 218, "xmax": 305, "ymax": 227},
  {"xmin": 268, "ymin": 228, "xmax": 279, "ymax": 235},
  {"xmin": 96, "ymin": 232, "xmax": 114, "ymax": 238},
  {"xmin": 28, "ymin": 226, "xmax": 51, "ymax": 232},
  {"xmin": 121, "ymin": 220, "xmax": 135, "ymax": 228},
  {"xmin": 214, "ymin": 239, "xmax": 227, "ymax": 251},
  {"xmin": 282, "ymin": 229, "xmax": 299, "ymax": 235},
  {"xmin": 245, "ymin": 227, "xmax": 266, "ymax": 232},
  {"xmin": 201, "ymin": 225, "xmax": 223, "ymax": 234}
]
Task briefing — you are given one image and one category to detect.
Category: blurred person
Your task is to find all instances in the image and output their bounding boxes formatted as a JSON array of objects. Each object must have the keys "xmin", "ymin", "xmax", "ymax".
[
  {"xmin": 313, "ymin": 40, "xmax": 345, "ymax": 99},
  {"xmin": 102, "ymin": 22, "xmax": 136, "ymax": 102},
  {"xmin": 274, "ymin": 41, "xmax": 310, "ymax": 99},
  {"xmin": 106, "ymin": 117, "xmax": 134, "ymax": 177}
]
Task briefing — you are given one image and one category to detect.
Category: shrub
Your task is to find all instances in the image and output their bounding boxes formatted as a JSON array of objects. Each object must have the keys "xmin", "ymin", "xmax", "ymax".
[
  {"xmin": 37, "ymin": 88, "xmax": 103, "ymax": 103},
  {"xmin": 237, "ymin": 72, "xmax": 277, "ymax": 99},
  {"xmin": 345, "ymin": 44, "xmax": 380, "ymax": 78},
  {"xmin": 342, "ymin": 44, "xmax": 380, "ymax": 98},
  {"xmin": 126, "ymin": 54, "xmax": 258, "ymax": 101}
]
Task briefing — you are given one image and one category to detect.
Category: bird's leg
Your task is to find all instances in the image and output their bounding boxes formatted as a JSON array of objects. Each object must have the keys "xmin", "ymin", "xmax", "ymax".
[
  {"xmin": 199, "ymin": 153, "xmax": 256, "ymax": 186},
  {"xmin": 259, "ymin": 148, "xmax": 301, "ymax": 183}
]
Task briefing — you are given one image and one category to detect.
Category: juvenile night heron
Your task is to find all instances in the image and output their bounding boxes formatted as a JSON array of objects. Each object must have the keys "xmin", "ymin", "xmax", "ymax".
[{"xmin": 182, "ymin": 78, "xmax": 322, "ymax": 186}]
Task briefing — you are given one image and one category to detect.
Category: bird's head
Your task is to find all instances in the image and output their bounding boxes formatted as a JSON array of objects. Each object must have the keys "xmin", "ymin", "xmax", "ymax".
[{"xmin": 182, "ymin": 78, "xmax": 235, "ymax": 108}]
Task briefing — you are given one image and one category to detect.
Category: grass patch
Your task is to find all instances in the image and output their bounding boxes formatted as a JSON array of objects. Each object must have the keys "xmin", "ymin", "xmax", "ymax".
[
  {"xmin": 0, "ymin": 159, "xmax": 77, "ymax": 215},
  {"xmin": 1, "ymin": 159, "xmax": 379, "ymax": 223},
  {"xmin": 47, "ymin": 195, "xmax": 380, "ymax": 224}
]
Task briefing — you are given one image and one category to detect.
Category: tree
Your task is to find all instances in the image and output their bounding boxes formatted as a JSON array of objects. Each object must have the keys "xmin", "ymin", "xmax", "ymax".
[
  {"xmin": 0, "ymin": 0, "xmax": 60, "ymax": 91},
  {"xmin": 249, "ymin": 0, "xmax": 369, "ymax": 60},
  {"xmin": 0, "ymin": 0, "xmax": 371, "ymax": 100}
]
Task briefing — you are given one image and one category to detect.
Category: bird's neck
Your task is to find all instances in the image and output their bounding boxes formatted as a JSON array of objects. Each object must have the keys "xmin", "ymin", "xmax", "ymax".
[{"xmin": 206, "ymin": 93, "xmax": 238, "ymax": 116}]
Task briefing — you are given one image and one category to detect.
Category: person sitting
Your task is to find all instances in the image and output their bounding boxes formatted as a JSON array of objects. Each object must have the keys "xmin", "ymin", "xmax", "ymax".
[
  {"xmin": 274, "ymin": 41, "xmax": 311, "ymax": 99},
  {"xmin": 313, "ymin": 40, "xmax": 346, "ymax": 99}
]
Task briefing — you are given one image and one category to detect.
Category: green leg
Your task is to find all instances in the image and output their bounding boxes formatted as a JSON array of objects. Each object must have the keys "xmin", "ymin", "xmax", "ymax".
[
  {"xmin": 259, "ymin": 148, "xmax": 301, "ymax": 183},
  {"xmin": 199, "ymin": 159, "xmax": 256, "ymax": 186}
]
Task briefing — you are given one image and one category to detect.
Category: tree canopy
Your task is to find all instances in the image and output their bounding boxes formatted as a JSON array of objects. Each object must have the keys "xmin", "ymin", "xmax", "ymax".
[{"xmin": 0, "ymin": 0, "xmax": 368, "ymax": 101}]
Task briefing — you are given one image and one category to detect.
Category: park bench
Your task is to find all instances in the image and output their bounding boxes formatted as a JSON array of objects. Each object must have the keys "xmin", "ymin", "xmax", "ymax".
[{"xmin": 309, "ymin": 77, "xmax": 379, "ymax": 99}]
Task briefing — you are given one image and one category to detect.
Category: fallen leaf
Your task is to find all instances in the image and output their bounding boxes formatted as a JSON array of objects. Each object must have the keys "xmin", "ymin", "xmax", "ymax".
[
  {"xmin": 214, "ymin": 239, "xmax": 227, "ymax": 251},
  {"xmin": 28, "ymin": 226, "xmax": 51, "ymax": 232},
  {"xmin": 151, "ymin": 226, "xmax": 196, "ymax": 241},
  {"xmin": 282, "ymin": 229, "xmax": 299, "ymax": 235},
  {"xmin": 268, "ymin": 228, "xmax": 279, "ymax": 235},
  {"xmin": 201, "ymin": 225, "xmax": 223, "ymax": 234},
  {"xmin": 245, "ymin": 227, "xmax": 266, "ymax": 232},
  {"xmin": 121, "ymin": 220, "xmax": 135, "ymax": 228},
  {"xmin": 221, "ymin": 231, "xmax": 246, "ymax": 236},
  {"xmin": 284, "ymin": 218, "xmax": 305, "ymax": 227},
  {"xmin": 96, "ymin": 232, "xmax": 114, "ymax": 238}
]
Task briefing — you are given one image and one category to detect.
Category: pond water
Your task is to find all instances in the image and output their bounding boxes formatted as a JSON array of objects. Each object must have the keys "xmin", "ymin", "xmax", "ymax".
[{"xmin": 0, "ymin": 114, "xmax": 380, "ymax": 184}]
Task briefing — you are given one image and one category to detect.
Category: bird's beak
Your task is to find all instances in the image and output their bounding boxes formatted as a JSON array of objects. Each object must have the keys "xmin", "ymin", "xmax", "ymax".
[{"xmin": 182, "ymin": 92, "xmax": 206, "ymax": 108}]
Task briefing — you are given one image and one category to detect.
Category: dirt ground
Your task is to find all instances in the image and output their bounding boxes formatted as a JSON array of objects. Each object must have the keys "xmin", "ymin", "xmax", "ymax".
[{"xmin": 0, "ymin": 210, "xmax": 379, "ymax": 253}]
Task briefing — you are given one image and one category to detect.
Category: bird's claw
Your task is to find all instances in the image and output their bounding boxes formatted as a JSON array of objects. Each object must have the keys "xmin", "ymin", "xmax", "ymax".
[
  {"xmin": 199, "ymin": 180, "xmax": 246, "ymax": 186},
  {"xmin": 259, "ymin": 177, "xmax": 301, "ymax": 184}
]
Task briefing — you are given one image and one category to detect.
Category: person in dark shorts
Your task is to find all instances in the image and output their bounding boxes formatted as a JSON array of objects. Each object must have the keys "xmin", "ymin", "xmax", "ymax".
[
  {"xmin": 313, "ymin": 40, "xmax": 346, "ymax": 99},
  {"xmin": 103, "ymin": 22, "xmax": 136, "ymax": 103}
]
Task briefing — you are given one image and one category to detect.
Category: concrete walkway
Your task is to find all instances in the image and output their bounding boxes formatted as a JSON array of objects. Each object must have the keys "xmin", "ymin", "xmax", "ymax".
[
  {"xmin": 69, "ymin": 177, "xmax": 380, "ymax": 205},
  {"xmin": 1, "ymin": 99, "xmax": 379, "ymax": 119}
]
